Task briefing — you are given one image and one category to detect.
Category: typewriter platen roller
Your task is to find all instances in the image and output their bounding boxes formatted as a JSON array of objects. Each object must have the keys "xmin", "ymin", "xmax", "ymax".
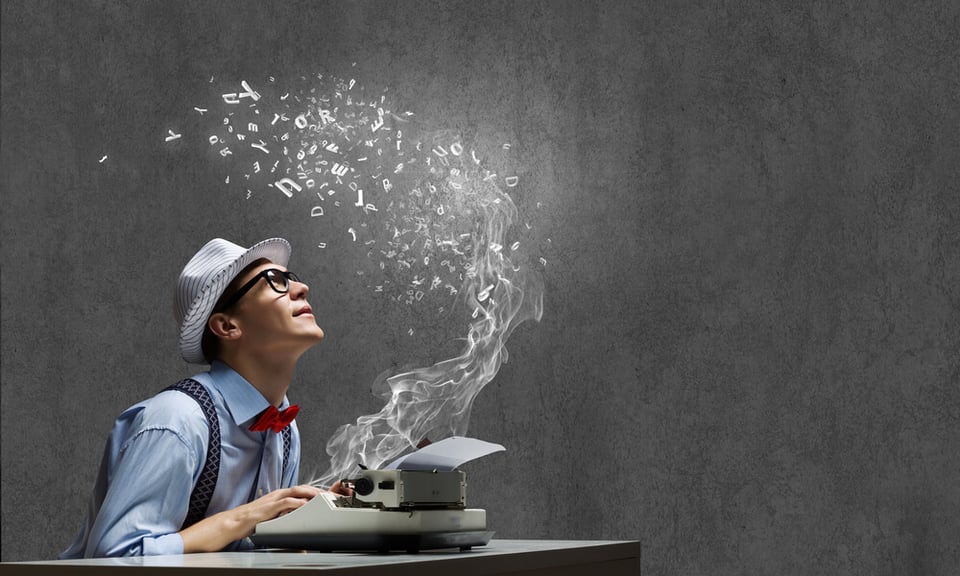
[{"xmin": 343, "ymin": 469, "xmax": 466, "ymax": 509}]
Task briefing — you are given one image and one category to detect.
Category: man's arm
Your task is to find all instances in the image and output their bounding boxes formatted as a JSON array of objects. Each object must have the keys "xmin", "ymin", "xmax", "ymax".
[
  {"xmin": 84, "ymin": 426, "xmax": 198, "ymax": 556},
  {"xmin": 87, "ymin": 424, "xmax": 321, "ymax": 556},
  {"xmin": 179, "ymin": 485, "xmax": 320, "ymax": 553}
]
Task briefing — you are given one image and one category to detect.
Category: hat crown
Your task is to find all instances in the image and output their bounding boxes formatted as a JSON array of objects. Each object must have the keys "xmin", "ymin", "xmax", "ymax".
[
  {"xmin": 174, "ymin": 237, "xmax": 291, "ymax": 364},
  {"xmin": 174, "ymin": 238, "xmax": 248, "ymax": 325}
]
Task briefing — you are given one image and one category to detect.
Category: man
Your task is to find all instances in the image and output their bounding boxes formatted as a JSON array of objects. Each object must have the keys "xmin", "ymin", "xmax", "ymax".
[{"xmin": 61, "ymin": 237, "xmax": 345, "ymax": 557}]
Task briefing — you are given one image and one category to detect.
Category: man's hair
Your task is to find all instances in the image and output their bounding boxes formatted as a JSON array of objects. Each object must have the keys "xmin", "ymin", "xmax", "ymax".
[{"xmin": 200, "ymin": 258, "xmax": 271, "ymax": 363}]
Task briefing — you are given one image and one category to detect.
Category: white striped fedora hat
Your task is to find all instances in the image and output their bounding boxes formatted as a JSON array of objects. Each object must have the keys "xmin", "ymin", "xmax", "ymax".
[{"xmin": 174, "ymin": 237, "xmax": 291, "ymax": 364}]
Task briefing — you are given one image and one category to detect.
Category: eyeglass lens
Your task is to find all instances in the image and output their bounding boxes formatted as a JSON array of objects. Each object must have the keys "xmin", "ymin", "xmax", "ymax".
[{"xmin": 264, "ymin": 269, "xmax": 300, "ymax": 293}]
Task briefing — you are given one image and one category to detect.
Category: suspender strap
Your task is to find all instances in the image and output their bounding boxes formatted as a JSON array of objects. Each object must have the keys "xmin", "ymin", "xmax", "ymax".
[
  {"xmin": 281, "ymin": 426, "xmax": 292, "ymax": 468},
  {"xmin": 165, "ymin": 379, "xmax": 221, "ymax": 529}
]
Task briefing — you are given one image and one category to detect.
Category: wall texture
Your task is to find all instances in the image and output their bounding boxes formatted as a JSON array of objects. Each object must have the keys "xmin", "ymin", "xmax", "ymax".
[{"xmin": 2, "ymin": 1, "xmax": 959, "ymax": 574}]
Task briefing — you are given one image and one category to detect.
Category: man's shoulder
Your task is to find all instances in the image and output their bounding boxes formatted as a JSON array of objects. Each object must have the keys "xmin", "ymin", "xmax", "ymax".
[
  {"xmin": 135, "ymin": 383, "xmax": 212, "ymax": 430},
  {"xmin": 111, "ymin": 383, "xmax": 214, "ymax": 458}
]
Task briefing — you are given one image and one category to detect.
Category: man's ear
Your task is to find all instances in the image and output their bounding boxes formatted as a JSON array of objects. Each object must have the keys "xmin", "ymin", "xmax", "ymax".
[{"xmin": 208, "ymin": 312, "xmax": 242, "ymax": 341}]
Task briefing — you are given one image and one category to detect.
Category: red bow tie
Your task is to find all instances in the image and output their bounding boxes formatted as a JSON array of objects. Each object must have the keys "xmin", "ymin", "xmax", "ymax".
[{"xmin": 249, "ymin": 405, "xmax": 299, "ymax": 433}]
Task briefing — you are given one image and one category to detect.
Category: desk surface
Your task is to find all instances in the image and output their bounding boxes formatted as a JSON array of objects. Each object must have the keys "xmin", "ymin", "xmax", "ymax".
[{"xmin": 2, "ymin": 539, "xmax": 641, "ymax": 575}]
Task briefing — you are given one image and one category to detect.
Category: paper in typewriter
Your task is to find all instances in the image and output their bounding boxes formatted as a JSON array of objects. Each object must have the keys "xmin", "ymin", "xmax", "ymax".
[{"xmin": 384, "ymin": 437, "xmax": 505, "ymax": 471}]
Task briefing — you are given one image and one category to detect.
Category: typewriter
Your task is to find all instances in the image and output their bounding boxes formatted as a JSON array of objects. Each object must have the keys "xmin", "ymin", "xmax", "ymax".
[{"xmin": 252, "ymin": 437, "xmax": 502, "ymax": 552}]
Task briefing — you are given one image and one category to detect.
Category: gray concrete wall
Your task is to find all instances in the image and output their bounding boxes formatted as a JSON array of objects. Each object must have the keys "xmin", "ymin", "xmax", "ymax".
[{"xmin": 2, "ymin": 1, "xmax": 958, "ymax": 573}]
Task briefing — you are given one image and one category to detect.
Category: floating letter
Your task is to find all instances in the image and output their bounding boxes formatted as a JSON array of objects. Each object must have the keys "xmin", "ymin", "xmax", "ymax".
[{"xmin": 273, "ymin": 178, "xmax": 302, "ymax": 198}]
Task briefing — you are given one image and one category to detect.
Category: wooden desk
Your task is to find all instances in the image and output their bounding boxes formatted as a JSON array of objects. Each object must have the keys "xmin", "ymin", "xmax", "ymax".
[{"xmin": 2, "ymin": 539, "xmax": 640, "ymax": 575}]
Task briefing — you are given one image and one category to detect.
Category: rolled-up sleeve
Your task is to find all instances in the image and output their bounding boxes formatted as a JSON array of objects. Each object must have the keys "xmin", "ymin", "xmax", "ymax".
[{"xmin": 85, "ymin": 425, "xmax": 200, "ymax": 557}]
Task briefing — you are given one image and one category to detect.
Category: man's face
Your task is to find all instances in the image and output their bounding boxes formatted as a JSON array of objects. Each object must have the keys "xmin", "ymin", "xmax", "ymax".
[{"xmin": 228, "ymin": 261, "xmax": 325, "ymax": 356}]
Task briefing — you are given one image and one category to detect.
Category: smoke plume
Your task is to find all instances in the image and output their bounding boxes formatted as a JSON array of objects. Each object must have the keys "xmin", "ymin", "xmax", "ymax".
[{"xmin": 314, "ymin": 163, "xmax": 543, "ymax": 485}]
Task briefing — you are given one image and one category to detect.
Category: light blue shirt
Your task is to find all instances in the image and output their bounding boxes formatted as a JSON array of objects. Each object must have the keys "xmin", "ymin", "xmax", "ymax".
[{"xmin": 60, "ymin": 361, "xmax": 301, "ymax": 558}]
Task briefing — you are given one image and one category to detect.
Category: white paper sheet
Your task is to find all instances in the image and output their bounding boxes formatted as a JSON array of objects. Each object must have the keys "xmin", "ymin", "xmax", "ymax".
[{"xmin": 384, "ymin": 436, "xmax": 506, "ymax": 471}]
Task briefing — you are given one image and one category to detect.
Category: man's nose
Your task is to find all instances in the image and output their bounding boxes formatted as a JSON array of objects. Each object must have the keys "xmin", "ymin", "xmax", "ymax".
[{"xmin": 290, "ymin": 279, "xmax": 309, "ymax": 299}]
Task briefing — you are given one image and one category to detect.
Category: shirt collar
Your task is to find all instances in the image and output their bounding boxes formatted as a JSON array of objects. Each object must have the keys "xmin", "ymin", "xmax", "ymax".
[{"xmin": 208, "ymin": 361, "xmax": 291, "ymax": 428}]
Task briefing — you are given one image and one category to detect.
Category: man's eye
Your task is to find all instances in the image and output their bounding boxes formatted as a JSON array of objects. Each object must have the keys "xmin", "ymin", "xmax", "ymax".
[{"xmin": 268, "ymin": 270, "xmax": 289, "ymax": 290}]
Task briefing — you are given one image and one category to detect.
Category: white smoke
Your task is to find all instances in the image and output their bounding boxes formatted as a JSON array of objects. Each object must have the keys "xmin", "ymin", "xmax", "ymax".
[{"xmin": 313, "ymin": 165, "xmax": 543, "ymax": 485}]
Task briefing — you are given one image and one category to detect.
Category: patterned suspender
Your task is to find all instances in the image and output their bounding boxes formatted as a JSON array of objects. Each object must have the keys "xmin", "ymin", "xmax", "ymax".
[
  {"xmin": 165, "ymin": 378, "xmax": 291, "ymax": 529},
  {"xmin": 165, "ymin": 379, "xmax": 221, "ymax": 529}
]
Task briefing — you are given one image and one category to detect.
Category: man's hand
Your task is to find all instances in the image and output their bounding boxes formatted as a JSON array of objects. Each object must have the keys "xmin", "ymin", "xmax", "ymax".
[
  {"xmin": 180, "ymin": 484, "xmax": 321, "ymax": 553},
  {"xmin": 327, "ymin": 480, "xmax": 353, "ymax": 497}
]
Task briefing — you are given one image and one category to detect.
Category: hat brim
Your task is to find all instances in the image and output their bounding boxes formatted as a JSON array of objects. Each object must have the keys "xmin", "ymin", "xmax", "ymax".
[{"xmin": 178, "ymin": 238, "xmax": 291, "ymax": 364}]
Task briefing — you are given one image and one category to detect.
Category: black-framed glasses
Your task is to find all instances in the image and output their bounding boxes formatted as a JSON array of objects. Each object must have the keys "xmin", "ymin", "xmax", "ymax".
[{"xmin": 217, "ymin": 269, "xmax": 301, "ymax": 311}]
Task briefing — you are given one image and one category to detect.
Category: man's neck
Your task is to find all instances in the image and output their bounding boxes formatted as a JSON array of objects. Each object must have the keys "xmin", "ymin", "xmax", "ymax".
[{"xmin": 219, "ymin": 351, "xmax": 299, "ymax": 406}]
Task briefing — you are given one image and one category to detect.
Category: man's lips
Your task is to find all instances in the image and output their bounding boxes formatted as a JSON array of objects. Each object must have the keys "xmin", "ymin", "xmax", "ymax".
[{"xmin": 294, "ymin": 306, "xmax": 313, "ymax": 317}]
